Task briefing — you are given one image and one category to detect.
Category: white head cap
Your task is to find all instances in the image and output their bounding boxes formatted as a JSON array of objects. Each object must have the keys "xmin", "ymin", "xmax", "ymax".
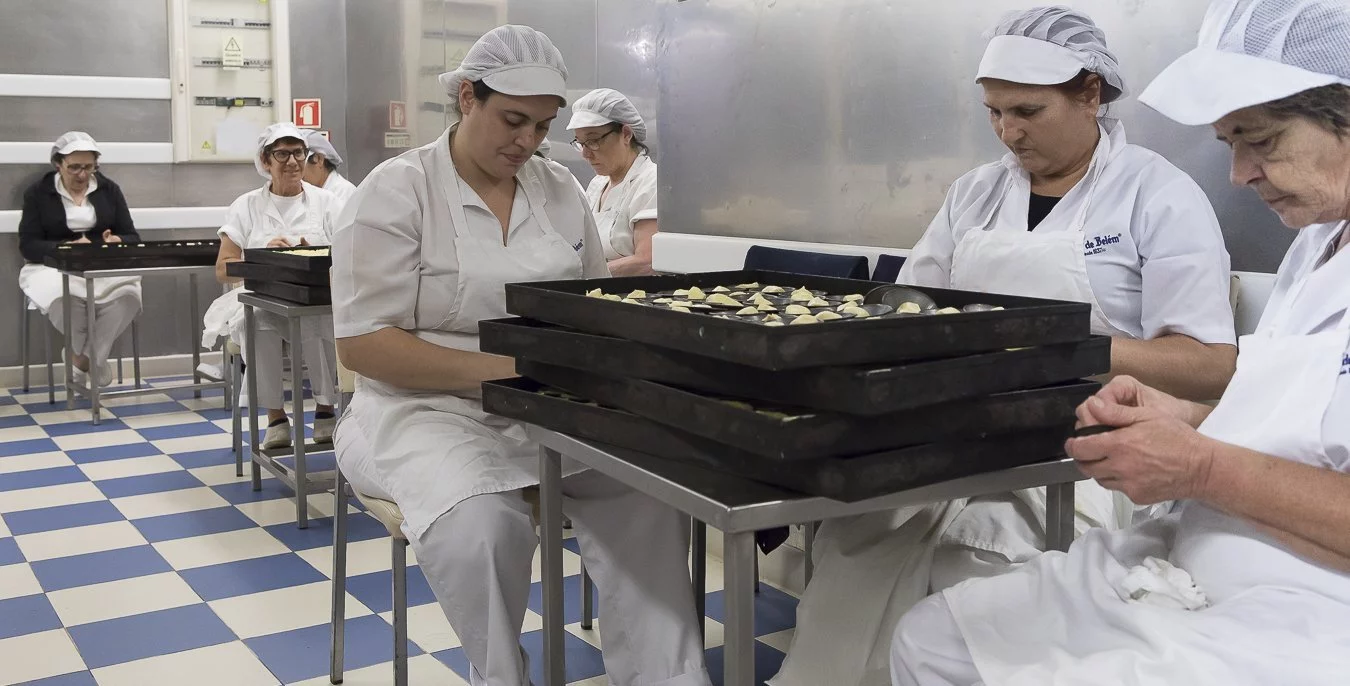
[
  {"xmin": 438, "ymin": 25, "xmax": 569, "ymax": 114},
  {"xmin": 303, "ymin": 130, "xmax": 342, "ymax": 167},
  {"xmin": 52, "ymin": 131, "xmax": 101, "ymax": 158},
  {"xmin": 977, "ymin": 6, "xmax": 1126, "ymax": 104},
  {"xmin": 566, "ymin": 88, "xmax": 647, "ymax": 142},
  {"xmin": 1140, "ymin": 0, "xmax": 1350, "ymax": 125},
  {"xmin": 255, "ymin": 122, "xmax": 308, "ymax": 179}
]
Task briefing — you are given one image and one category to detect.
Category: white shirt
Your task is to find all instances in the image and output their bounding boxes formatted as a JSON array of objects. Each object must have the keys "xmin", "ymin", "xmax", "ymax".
[
  {"xmin": 323, "ymin": 172, "xmax": 358, "ymax": 213},
  {"xmin": 584, "ymin": 153, "xmax": 658, "ymax": 259},
  {"xmin": 218, "ymin": 182, "xmax": 340, "ymax": 249},
  {"xmin": 899, "ymin": 122, "xmax": 1236, "ymax": 345},
  {"xmin": 55, "ymin": 174, "xmax": 97, "ymax": 231}
]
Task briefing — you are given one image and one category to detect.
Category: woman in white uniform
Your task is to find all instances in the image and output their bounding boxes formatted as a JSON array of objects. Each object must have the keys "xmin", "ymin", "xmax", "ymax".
[
  {"xmin": 18, "ymin": 132, "xmax": 142, "ymax": 388},
  {"xmin": 775, "ymin": 10, "xmax": 1239, "ymax": 686},
  {"xmin": 568, "ymin": 88, "xmax": 659, "ymax": 276},
  {"xmin": 204, "ymin": 123, "xmax": 341, "ymax": 450},
  {"xmin": 301, "ymin": 130, "xmax": 358, "ymax": 211},
  {"xmin": 331, "ymin": 26, "xmax": 709, "ymax": 686},
  {"xmin": 893, "ymin": 2, "xmax": 1350, "ymax": 683}
]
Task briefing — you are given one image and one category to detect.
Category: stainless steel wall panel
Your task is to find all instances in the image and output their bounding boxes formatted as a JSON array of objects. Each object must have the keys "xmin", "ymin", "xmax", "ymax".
[
  {"xmin": 0, "ymin": 99, "xmax": 172, "ymax": 144},
  {"xmin": 0, "ymin": 0, "xmax": 170, "ymax": 77}
]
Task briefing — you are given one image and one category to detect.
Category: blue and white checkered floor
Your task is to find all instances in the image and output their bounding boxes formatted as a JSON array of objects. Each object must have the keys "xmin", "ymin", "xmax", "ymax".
[{"xmin": 0, "ymin": 376, "xmax": 799, "ymax": 685}]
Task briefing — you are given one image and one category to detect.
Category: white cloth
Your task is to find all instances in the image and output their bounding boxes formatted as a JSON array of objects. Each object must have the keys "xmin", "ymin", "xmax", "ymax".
[
  {"xmin": 19, "ymin": 264, "xmax": 142, "ymax": 315},
  {"xmin": 322, "ymin": 173, "xmax": 358, "ymax": 212},
  {"xmin": 585, "ymin": 153, "xmax": 657, "ymax": 260},
  {"xmin": 331, "ymin": 124, "xmax": 608, "ymax": 541},
  {"xmin": 898, "ymin": 120, "xmax": 1236, "ymax": 345},
  {"xmin": 892, "ymin": 220, "xmax": 1350, "ymax": 686},
  {"xmin": 45, "ymin": 290, "xmax": 141, "ymax": 365},
  {"xmin": 240, "ymin": 327, "xmax": 337, "ymax": 409}
]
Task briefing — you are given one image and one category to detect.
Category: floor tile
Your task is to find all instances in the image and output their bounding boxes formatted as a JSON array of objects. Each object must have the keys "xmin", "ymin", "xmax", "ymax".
[
  {"xmin": 28, "ymin": 409, "xmax": 104, "ymax": 426},
  {"xmin": 40, "ymin": 419, "xmax": 129, "ymax": 438},
  {"xmin": 117, "ymin": 411, "xmax": 202, "ymax": 430},
  {"xmin": 50, "ymin": 431, "xmax": 143, "ymax": 453},
  {"xmin": 96, "ymin": 395, "xmax": 176, "ymax": 411},
  {"xmin": 0, "ymin": 629, "xmax": 87, "ymax": 686},
  {"xmin": 0, "ymin": 593, "xmax": 62, "ymax": 640},
  {"xmin": 180, "ymin": 553, "xmax": 327, "ymax": 602},
  {"xmin": 345, "ymin": 565, "xmax": 439, "ymax": 615},
  {"xmin": 210, "ymin": 579, "xmax": 371, "ymax": 639},
  {"xmin": 47, "ymin": 572, "xmax": 201, "ymax": 627},
  {"xmin": 0, "ymin": 465, "xmax": 86, "ymax": 493},
  {"xmin": 527, "ymin": 573, "xmax": 601, "ymax": 627},
  {"xmin": 67, "ymin": 603, "xmax": 236, "ymax": 669},
  {"xmin": 210, "ymin": 477, "xmax": 298, "ymax": 505},
  {"xmin": 264, "ymin": 514, "xmax": 387, "ymax": 553},
  {"xmin": 15, "ymin": 520, "xmax": 148, "ymax": 563},
  {"xmin": 16, "ymin": 671, "xmax": 98, "ymax": 686},
  {"xmin": 246, "ymin": 615, "xmax": 421, "ymax": 684},
  {"xmin": 704, "ymin": 584, "xmax": 800, "ymax": 638},
  {"xmin": 153, "ymin": 528, "xmax": 289, "ymax": 570},
  {"xmin": 756, "ymin": 628, "xmax": 795, "ymax": 654},
  {"xmin": 62, "ymin": 442, "xmax": 161, "ymax": 465},
  {"xmin": 703, "ymin": 640, "xmax": 788, "ymax": 686},
  {"xmin": 1, "ymin": 500, "xmax": 124, "ymax": 537},
  {"xmin": 0, "ymin": 438, "xmax": 61, "ymax": 459},
  {"xmin": 0, "ymin": 415, "xmax": 36, "ymax": 430},
  {"xmin": 178, "ymin": 397, "xmax": 233, "ymax": 412},
  {"xmin": 234, "ymin": 495, "xmax": 334, "ymax": 527},
  {"xmin": 433, "ymin": 629, "xmax": 607, "ymax": 685},
  {"xmin": 531, "ymin": 544, "xmax": 584, "ymax": 583},
  {"xmin": 291, "ymin": 653, "xmax": 466, "ymax": 686},
  {"xmin": 93, "ymin": 470, "xmax": 203, "ymax": 500},
  {"xmin": 186, "ymin": 463, "xmax": 249, "ymax": 487},
  {"xmin": 297, "ymin": 537, "xmax": 417, "ymax": 579},
  {"xmin": 174, "ymin": 447, "xmax": 239, "ymax": 471},
  {"xmin": 0, "ymin": 451, "xmax": 74, "ymax": 475},
  {"xmin": 0, "ymin": 425, "xmax": 49, "ymax": 443},
  {"xmin": 0, "ymin": 405, "xmax": 27, "ymax": 419},
  {"xmin": 0, "ymin": 482, "xmax": 104, "ymax": 514},
  {"xmin": 0, "ymin": 514, "xmax": 7, "ymax": 537},
  {"xmin": 88, "ymin": 640, "xmax": 277, "ymax": 686},
  {"xmin": 130, "ymin": 505, "xmax": 256, "ymax": 543},
  {"xmin": 31, "ymin": 545, "xmax": 173, "ymax": 593},
  {"xmin": 136, "ymin": 422, "xmax": 226, "ymax": 441},
  {"xmin": 76, "ymin": 454, "xmax": 182, "ymax": 482},
  {"xmin": 0, "ymin": 537, "xmax": 22, "ymax": 566},
  {"xmin": 110, "ymin": 486, "xmax": 230, "ymax": 521},
  {"xmin": 151, "ymin": 433, "xmax": 233, "ymax": 455},
  {"xmin": 384, "ymin": 602, "xmax": 463, "ymax": 654}
]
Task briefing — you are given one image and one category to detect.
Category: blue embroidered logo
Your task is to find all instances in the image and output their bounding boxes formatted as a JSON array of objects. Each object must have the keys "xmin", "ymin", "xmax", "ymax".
[
  {"xmin": 572, "ymin": 239, "xmax": 584, "ymax": 252},
  {"xmin": 1083, "ymin": 233, "xmax": 1122, "ymax": 257},
  {"xmin": 1341, "ymin": 352, "xmax": 1350, "ymax": 376}
]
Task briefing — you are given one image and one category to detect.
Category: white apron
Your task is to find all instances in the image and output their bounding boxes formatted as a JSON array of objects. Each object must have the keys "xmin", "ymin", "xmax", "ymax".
[
  {"xmin": 19, "ymin": 264, "xmax": 141, "ymax": 315},
  {"xmin": 344, "ymin": 160, "xmax": 588, "ymax": 540},
  {"xmin": 946, "ymin": 222, "xmax": 1350, "ymax": 685}
]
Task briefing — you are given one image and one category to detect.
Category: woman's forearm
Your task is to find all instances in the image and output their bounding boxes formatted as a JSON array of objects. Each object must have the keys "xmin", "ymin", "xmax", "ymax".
[
  {"xmin": 337, "ymin": 327, "xmax": 517, "ymax": 393},
  {"xmin": 1111, "ymin": 335, "xmax": 1237, "ymax": 401}
]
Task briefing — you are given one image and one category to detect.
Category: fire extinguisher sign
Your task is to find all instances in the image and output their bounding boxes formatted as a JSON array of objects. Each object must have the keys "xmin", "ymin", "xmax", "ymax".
[{"xmin": 293, "ymin": 99, "xmax": 322, "ymax": 129}]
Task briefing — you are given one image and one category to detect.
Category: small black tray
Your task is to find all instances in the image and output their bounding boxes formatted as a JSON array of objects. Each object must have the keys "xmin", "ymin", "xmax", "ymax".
[
  {"xmin": 227, "ymin": 260, "xmax": 330, "ymax": 286},
  {"xmin": 244, "ymin": 279, "xmax": 332, "ymax": 306},
  {"xmin": 44, "ymin": 239, "xmax": 220, "ymax": 271},
  {"xmin": 482, "ymin": 377, "xmax": 1071, "ymax": 502},
  {"xmin": 505, "ymin": 270, "xmax": 1091, "ymax": 370},
  {"xmin": 516, "ymin": 360, "xmax": 1096, "ymax": 460},
  {"xmin": 242, "ymin": 246, "xmax": 332, "ymax": 272},
  {"xmin": 482, "ymin": 318, "xmax": 1110, "ymax": 416}
]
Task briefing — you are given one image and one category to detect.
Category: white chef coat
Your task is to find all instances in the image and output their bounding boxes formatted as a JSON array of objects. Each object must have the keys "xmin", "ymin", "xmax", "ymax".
[
  {"xmin": 899, "ymin": 120, "xmax": 1236, "ymax": 346},
  {"xmin": 924, "ymin": 221, "xmax": 1350, "ymax": 685},
  {"xmin": 331, "ymin": 125, "xmax": 609, "ymax": 540},
  {"xmin": 323, "ymin": 172, "xmax": 358, "ymax": 213},
  {"xmin": 585, "ymin": 152, "xmax": 657, "ymax": 260}
]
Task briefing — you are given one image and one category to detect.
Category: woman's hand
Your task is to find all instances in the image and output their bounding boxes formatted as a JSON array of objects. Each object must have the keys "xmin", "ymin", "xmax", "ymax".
[
  {"xmin": 1078, "ymin": 375, "xmax": 1208, "ymax": 429},
  {"xmin": 266, "ymin": 237, "xmax": 294, "ymax": 248},
  {"xmin": 68, "ymin": 235, "xmax": 91, "ymax": 244},
  {"xmin": 102, "ymin": 229, "xmax": 122, "ymax": 244},
  {"xmin": 1066, "ymin": 396, "xmax": 1216, "ymax": 505}
]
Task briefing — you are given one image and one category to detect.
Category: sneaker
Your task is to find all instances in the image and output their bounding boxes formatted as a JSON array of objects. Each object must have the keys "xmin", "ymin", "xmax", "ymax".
[
  {"xmin": 262, "ymin": 420, "xmax": 293, "ymax": 450},
  {"xmin": 313, "ymin": 415, "xmax": 336, "ymax": 444},
  {"xmin": 94, "ymin": 360, "xmax": 116, "ymax": 388},
  {"xmin": 63, "ymin": 350, "xmax": 89, "ymax": 388}
]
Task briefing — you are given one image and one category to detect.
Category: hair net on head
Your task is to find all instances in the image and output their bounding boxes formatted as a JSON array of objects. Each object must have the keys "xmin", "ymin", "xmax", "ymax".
[
  {"xmin": 438, "ymin": 25, "xmax": 568, "ymax": 115},
  {"xmin": 1141, "ymin": 0, "xmax": 1350, "ymax": 125},
  {"xmin": 52, "ymin": 131, "xmax": 100, "ymax": 158},
  {"xmin": 254, "ymin": 122, "xmax": 308, "ymax": 179},
  {"xmin": 303, "ymin": 130, "xmax": 342, "ymax": 167},
  {"xmin": 977, "ymin": 6, "xmax": 1126, "ymax": 104},
  {"xmin": 566, "ymin": 88, "xmax": 647, "ymax": 142}
]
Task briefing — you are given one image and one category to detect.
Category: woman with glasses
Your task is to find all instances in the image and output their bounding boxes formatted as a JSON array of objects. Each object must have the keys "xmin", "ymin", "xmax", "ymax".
[
  {"xmin": 204, "ymin": 122, "xmax": 342, "ymax": 450},
  {"xmin": 18, "ymin": 131, "xmax": 142, "ymax": 388},
  {"xmin": 568, "ymin": 88, "xmax": 659, "ymax": 275}
]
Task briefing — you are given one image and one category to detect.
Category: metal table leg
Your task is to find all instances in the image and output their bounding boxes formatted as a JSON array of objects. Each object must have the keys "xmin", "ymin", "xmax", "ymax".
[
  {"xmin": 290, "ymin": 317, "xmax": 308, "ymax": 529},
  {"xmin": 723, "ymin": 530, "xmax": 757, "ymax": 686},
  {"xmin": 85, "ymin": 277, "xmax": 100, "ymax": 424},
  {"xmin": 245, "ymin": 305, "xmax": 262, "ymax": 491},
  {"xmin": 330, "ymin": 468, "xmax": 348, "ymax": 684},
  {"xmin": 131, "ymin": 319, "xmax": 142, "ymax": 389},
  {"xmin": 539, "ymin": 446, "xmax": 566, "ymax": 686},
  {"xmin": 804, "ymin": 521, "xmax": 818, "ymax": 586},
  {"xmin": 62, "ymin": 275, "xmax": 73, "ymax": 410},
  {"xmin": 1045, "ymin": 481, "xmax": 1076, "ymax": 553},
  {"xmin": 692, "ymin": 518, "xmax": 706, "ymax": 639},
  {"xmin": 189, "ymin": 273, "xmax": 202, "ymax": 399}
]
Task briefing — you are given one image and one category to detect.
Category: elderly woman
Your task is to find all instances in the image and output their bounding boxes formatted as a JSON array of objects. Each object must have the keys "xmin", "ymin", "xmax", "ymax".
[
  {"xmin": 18, "ymin": 131, "xmax": 142, "ymax": 388},
  {"xmin": 775, "ymin": 9, "xmax": 1238, "ymax": 686},
  {"xmin": 891, "ymin": 1, "xmax": 1350, "ymax": 684},
  {"xmin": 301, "ymin": 130, "xmax": 357, "ymax": 211},
  {"xmin": 204, "ymin": 122, "xmax": 341, "ymax": 450},
  {"xmin": 567, "ymin": 88, "xmax": 658, "ymax": 276}
]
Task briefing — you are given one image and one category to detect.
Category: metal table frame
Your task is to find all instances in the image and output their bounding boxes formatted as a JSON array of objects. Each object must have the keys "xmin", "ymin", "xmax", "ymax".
[
  {"xmin": 240, "ymin": 292, "xmax": 339, "ymax": 529},
  {"xmin": 530, "ymin": 427, "xmax": 1085, "ymax": 686},
  {"xmin": 59, "ymin": 265, "xmax": 229, "ymax": 424}
]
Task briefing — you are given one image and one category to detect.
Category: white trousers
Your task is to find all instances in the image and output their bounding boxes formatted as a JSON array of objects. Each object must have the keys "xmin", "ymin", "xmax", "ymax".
[
  {"xmin": 889, "ymin": 594, "xmax": 982, "ymax": 686},
  {"xmin": 47, "ymin": 293, "xmax": 141, "ymax": 365},
  {"xmin": 237, "ymin": 326, "xmax": 337, "ymax": 410}
]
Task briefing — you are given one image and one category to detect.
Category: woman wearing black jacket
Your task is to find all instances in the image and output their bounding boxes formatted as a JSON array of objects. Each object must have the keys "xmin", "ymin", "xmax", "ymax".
[{"xmin": 18, "ymin": 132, "xmax": 143, "ymax": 388}]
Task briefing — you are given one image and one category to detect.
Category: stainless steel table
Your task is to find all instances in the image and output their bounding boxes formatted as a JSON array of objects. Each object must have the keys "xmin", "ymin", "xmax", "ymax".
[
  {"xmin": 530, "ymin": 427, "xmax": 1086, "ymax": 686},
  {"xmin": 239, "ymin": 291, "xmax": 338, "ymax": 529},
  {"xmin": 59, "ymin": 265, "xmax": 229, "ymax": 424}
]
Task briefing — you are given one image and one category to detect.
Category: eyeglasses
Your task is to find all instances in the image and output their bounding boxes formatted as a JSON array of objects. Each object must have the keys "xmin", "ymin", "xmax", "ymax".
[
  {"xmin": 571, "ymin": 130, "xmax": 617, "ymax": 152},
  {"xmin": 64, "ymin": 164, "xmax": 98, "ymax": 174},
  {"xmin": 268, "ymin": 148, "xmax": 308, "ymax": 163}
]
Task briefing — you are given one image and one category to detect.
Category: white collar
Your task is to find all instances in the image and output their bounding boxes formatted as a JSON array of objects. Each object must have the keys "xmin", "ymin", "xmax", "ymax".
[{"xmin": 55, "ymin": 173, "xmax": 98, "ymax": 203}]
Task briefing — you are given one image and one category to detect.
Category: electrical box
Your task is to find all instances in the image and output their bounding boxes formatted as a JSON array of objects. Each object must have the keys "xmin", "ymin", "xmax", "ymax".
[{"xmin": 168, "ymin": 0, "xmax": 292, "ymax": 163}]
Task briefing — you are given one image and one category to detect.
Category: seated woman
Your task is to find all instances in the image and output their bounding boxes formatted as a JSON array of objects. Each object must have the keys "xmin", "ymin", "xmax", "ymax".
[
  {"xmin": 301, "ymin": 130, "xmax": 357, "ymax": 212},
  {"xmin": 892, "ymin": 1, "xmax": 1350, "ymax": 683},
  {"xmin": 18, "ymin": 131, "xmax": 142, "ymax": 388},
  {"xmin": 777, "ymin": 9, "xmax": 1238, "ymax": 686},
  {"xmin": 204, "ymin": 122, "xmax": 341, "ymax": 450},
  {"xmin": 567, "ymin": 88, "xmax": 659, "ymax": 275}
]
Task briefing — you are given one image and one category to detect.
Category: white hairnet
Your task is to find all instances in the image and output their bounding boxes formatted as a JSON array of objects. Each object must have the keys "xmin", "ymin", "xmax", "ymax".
[
  {"xmin": 980, "ymin": 6, "xmax": 1126, "ymax": 104},
  {"xmin": 438, "ymin": 25, "xmax": 568, "ymax": 114},
  {"xmin": 303, "ymin": 130, "xmax": 342, "ymax": 167},
  {"xmin": 255, "ymin": 122, "xmax": 308, "ymax": 179},
  {"xmin": 566, "ymin": 88, "xmax": 647, "ymax": 142},
  {"xmin": 52, "ymin": 131, "xmax": 100, "ymax": 158},
  {"xmin": 1141, "ymin": 0, "xmax": 1350, "ymax": 124}
]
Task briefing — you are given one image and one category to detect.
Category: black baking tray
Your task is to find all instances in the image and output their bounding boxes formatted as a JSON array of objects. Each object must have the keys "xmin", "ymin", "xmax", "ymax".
[
  {"xmin": 482, "ymin": 377, "xmax": 1071, "ymax": 502},
  {"xmin": 244, "ymin": 279, "xmax": 332, "ymax": 305},
  {"xmin": 227, "ymin": 260, "xmax": 330, "ymax": 286},
  {"xmin": 505, "ymin": 270, "xmax": 1091, "ymax": 370},
  {"xmin": 516, "ymin": 360, "xmax": 1097, "ymax": 460},
  {"xmin": 43, "ymin": 239, "xmax": 220, "ymax": 271},
  {"xmin": 482, "ymin": 318, "xmax": 1110, "ymax": 416},
  {"xmin": 242, "ymin": 246, "xmax": 332, "ymax": 272}
]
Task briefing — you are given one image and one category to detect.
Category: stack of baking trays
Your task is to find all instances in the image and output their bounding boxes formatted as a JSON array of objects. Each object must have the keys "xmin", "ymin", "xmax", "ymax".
[
  {"xmin": 480, "ymin": 270, "xmax": 1110, "ymax": 502},
  {"xmin": 44, "ymin": 239, "xmax": 220, "ymax": 271},
  {"xmin": 226, "ymin": 246, "xmax": 332, "ymax": 305}
]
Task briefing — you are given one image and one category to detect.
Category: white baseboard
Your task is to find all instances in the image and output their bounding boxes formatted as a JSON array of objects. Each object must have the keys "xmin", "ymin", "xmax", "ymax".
[
  {"xmin": 0, "ymin": 74, "xmax": 171, "ymax": 100},
  {"xmin": 0, "ymin": 351, "xmax": 222, "ymax": 389},
  {"xmin": 0, "ymin": 206, "xmax": 229, "ymax": 233},
  {"xmin": 0, "ymin": 141, "xmax": 173, "ymax": 165}
]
